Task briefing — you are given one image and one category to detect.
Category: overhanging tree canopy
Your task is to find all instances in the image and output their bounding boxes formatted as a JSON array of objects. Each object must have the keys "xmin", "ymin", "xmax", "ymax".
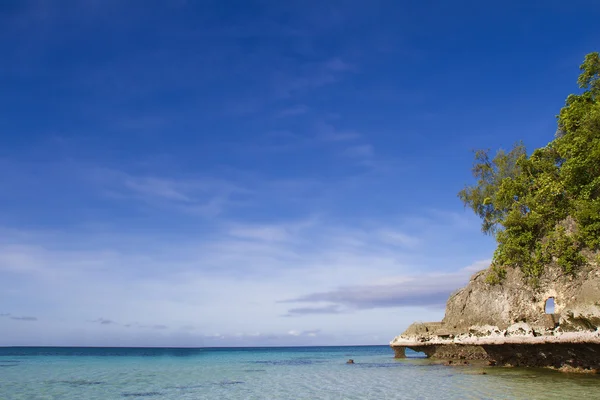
[{"xmin": 459, "ymin": 52, "xmax": 600, "ymax": 283}]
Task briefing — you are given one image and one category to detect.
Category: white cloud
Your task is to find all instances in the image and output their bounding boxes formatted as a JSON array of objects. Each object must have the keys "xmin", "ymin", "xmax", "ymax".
[
  {"xmin": 285, "ymin": 305, "xmax": 343, "ymax": 317},
  {"xmin": 228, "ymin": 225, "xmax": 291, "ymax": 242},
  {"xmin": 226, "ymin": 217, "xmax": 318, "ymax": 243},
  {"xmin": 92, "ymin": 169, "xmax": 250, "ymax": 218},
  {"xmin": 271, "ymin": 57, "xmax": 356, "ymax": 98},
  {"xmin": 462, "ymin": 259, "xmax": 492, "ymax": 272},
  {"xmin": 280, "ymin": 259, "xmax": 489, "ymax": 312},
  {"xmin": 123, "ymin": 177, "xmax": 192, "ymax": 202},
  {"xmin": 378, "ymin": 229, "xmax": 420, "ymax": 248},
  {"xmin": 0, "ymin": 204, "xmax": 494, "ymax": 345},
  {"xmin": 0, "ymin": 157, "xmax": 493, "ymax": 346}
]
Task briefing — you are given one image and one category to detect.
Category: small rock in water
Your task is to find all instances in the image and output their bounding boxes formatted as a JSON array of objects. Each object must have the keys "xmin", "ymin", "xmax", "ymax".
[{"xmin": 346, "ymin": 359, "xmax": 355, "ymax": 364}]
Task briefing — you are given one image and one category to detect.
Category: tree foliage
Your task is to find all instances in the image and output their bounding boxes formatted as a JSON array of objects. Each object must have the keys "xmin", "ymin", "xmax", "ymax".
[{"xmin": 460, "ymin": 52, "xmax": 600, "ymax": 283}]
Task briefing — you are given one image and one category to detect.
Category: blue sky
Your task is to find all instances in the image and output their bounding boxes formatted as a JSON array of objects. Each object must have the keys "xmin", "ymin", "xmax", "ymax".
[{"xmin": 1, "ymin": 0, "xmax": 599, "ymax": 346}]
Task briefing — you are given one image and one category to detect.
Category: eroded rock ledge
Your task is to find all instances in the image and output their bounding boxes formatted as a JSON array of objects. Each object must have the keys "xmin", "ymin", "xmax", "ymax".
[
  {"xmin": 390, "ymin": 260, "xmax": 600, "ymax": 372},
  {"xmin": 391, "ymin": 324, "xmax": 600, "ymax": 370}
]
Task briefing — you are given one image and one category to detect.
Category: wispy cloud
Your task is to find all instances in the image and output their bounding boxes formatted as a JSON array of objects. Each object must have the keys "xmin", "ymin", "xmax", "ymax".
[
  {"xmin": 377, "ymin": 230, "xmax": 420, "ymax": 248},
  {"xmin": 0, "ymin": 203, "xmax": 493, "ymax": 345},
  {"xmin": 227, "ymin": 218, "xmax": 317, "ymax": 243},
  {"xmin": 228, "ymin": 225, "xmax": 291, "ymax": 242},
  {"xmin": 0, "ymin": 244, "xmax": 50, "ymax": 274},
  {"xmin": 92, "ymin": 318, "xmax": 115, "ymax": 325},
  {"xmin": 287, "ymin": 329, "xmax": 321, "ymax": 337},
  {"xmin": 222, "ymin": 54, "xmax": 357, "ymax": 116},
  {"xmin": 10, "ymin": 315, "xmax": 38, "ymax": 321},
  {"xmin": 195, "ymin": 329, "xmax": 329, "ymax": 346},
  {"xmin": 462, "ymin": 259, "xmax": 493, "ymax": 272},
  {"xmin": 91, "ymin": 318, "xmax": 169, "ymax": 330},
  {"xmin": 280, "ymin": 260, "xmax": 491, "ymax": 314},
  {"xmin": 123, "ymin": 177, "xmax": 193, "ymax": 202},
  {"xmin": 94, "ymin": 169, "xmax": 249, "ymax": 218},
  {"xmin": 246, "ymin": 120, "xmax": 363, "ymax": 156},
  {"xmin": 284, "ymin": 305, "xmax": 343, "ymax": 317},
  {"xmin": 272, "ymin": 57, "xmax": 357, "ymax": 98}
]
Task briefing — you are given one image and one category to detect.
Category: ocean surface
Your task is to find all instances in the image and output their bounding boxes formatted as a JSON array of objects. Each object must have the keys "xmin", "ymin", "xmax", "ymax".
[{"xmin": 1, "ymin": 346, "xmax": 599, "ymax": 399}]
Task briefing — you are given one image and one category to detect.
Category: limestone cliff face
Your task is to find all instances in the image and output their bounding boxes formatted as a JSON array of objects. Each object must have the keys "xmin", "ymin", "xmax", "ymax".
[
  {"xmin": 442, "ymin": 258, "xmax": 600, "ymax": 333},
  {"xmin": 390, "ymin": 255, "xmax": 600, "ymax": 370}
]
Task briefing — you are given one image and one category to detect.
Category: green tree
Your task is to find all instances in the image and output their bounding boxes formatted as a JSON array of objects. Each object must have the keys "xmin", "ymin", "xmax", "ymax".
[
  {"xmin": 458, "ymin": 143, "xmax": 526, "ymax": 235},
  {"xmin": 460, "ymin": 52, "xmax": 600, "ymax": 283}
]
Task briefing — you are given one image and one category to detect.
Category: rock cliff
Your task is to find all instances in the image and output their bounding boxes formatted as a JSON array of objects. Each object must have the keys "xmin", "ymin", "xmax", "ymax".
[
  {"xmin": 444, "ymin": 257, "xmax": 600, "ymax": 332},
  {"xmin": 390, "ymin": 256, "xmax": 600, "ymax": 371}
]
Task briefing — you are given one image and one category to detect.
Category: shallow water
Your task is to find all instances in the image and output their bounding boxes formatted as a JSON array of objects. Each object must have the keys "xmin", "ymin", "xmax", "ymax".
[{"xmin": 1, "ymin": 346, "xmax": 599, "ymax": 399}]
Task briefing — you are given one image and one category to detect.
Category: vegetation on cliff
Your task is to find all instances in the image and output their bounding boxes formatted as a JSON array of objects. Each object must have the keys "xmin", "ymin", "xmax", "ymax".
[{"xmin": 459, "ymin": 52, "xmax": 600, "ymax": 283}]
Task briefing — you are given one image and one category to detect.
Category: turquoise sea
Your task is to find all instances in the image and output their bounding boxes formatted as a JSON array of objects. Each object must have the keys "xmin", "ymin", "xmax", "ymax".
[{"xmin": 1, "ymin": 346, "xmax": 599, "ymax": 399}]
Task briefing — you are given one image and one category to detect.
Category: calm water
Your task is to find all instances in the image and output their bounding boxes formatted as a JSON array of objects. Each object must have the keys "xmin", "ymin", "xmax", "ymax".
[{"xmin": 1, "ymin": 346, "xmax": 599, "ymax": 399}]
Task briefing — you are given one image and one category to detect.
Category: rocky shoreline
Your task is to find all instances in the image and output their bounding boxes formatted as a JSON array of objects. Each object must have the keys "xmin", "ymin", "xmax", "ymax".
[
  {"xmin": 391, "ymin": 326, "xmax": 600, "ymax": 370},
  {"xmin": 390, "ymin": 260, "xmax": 600, "ymax": 373}
]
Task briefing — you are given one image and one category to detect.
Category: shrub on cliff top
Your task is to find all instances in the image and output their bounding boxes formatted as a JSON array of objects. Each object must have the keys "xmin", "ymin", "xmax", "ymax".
[{"xmin": 459, "ymin": 52, "xmax": 600, "ymax": 281}]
